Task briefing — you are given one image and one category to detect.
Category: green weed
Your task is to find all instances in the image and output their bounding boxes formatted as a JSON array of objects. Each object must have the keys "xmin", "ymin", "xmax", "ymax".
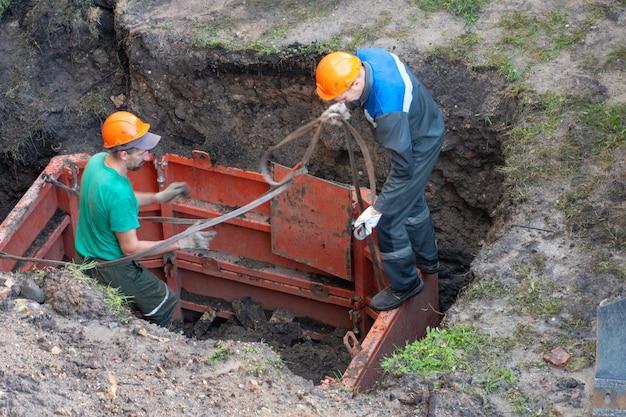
[
  {"xmin": 191, "ymin": 18, "xmax": 342, "ymax": 57},
  {"xmin": 209, "ymin": 344, "xmax": 230, "ymax": 364},
  {"xmin": 381, "ymin": 324, "xmax": 485, "ymax": 377},
  {"xmin": 0, "ymin": 0, "xmax": 10, "ymax": 17},
  {"xmin": 430, "ymin": 32, "xmax": 481, "ymax": 61},
  {"xmin": 415, "ymin": 0, "xmax": 487, "ymax": 25},
  {"xmin": 506, "ymin": 387, "xmax": 529, "ymax": 414},
  {"xmin": 268, "ymin": 24, "xmax": 289, "ymax": 41},
  {"xmin": 605, "ymin": 45, "xmax": 626, "ymax": 71},
  {"xmin": 242, "ymin": 344, "xmax": 259, "ymax": 353},
  {"xmin": 566, "ymin": 339, "xmax": 596, "ymax": 371},
  {"xmin": 97, "ymin": 283, "xmax": 132, "ymax": 314},
  {"xmin": 192, "ymin": 24, "xmax": 226, "ymax": 49},
  {"xmin": 497, "ymin": 7, "xmax": 602, "ymax": 63},
  {"xmin": 268, "ymin": 354, "xmax": 284, "ymax": 369},
  {"xmin": 499, "ymin": 93, "xmax": 567, "ymax": 203},
  {"xmin": 597, "ymin": 259, "xmax": 626, "ymax": 281},
  {"xmin": 4, "ymin": 79, "xmax": 27, "ymax": 100},
  {"xmin": 246, "ymin": 359, "xmax": 268, "ymax": 376},
  {"xmin": 77, "ymin": 91, "xmax": 109, "ymax": 121},
  {"xmin": 463, "ymin": 276, "xmax": 510, "ymax": 301},
  {"xmin": 555, "ymin": 186, "xmax": 598, "ymax": 234},
  {"xmin": 580, "ymin": 102, "xmax": 626, "ymax": 154},
  {"xmin": 156, "ymin": 21, "xmax": 173, "ymax": 31},
  {"xmin": 64, "ymin": 262, "xmax": 132, "ymax": 317},
  {"xmin": 485, "ymin": 51, "xmax": 522, "ymax": 81},
  {"xmin": 481, "ymin": 365, "xmax": 517, "ymax": 392},
  {"xmin": 498, "ymin": 11, "xmax": 540, "ymax": 48},
  {"xmin": 513, "ymin": 264, "xmax": 561, "ymax": 318},
  {"xmin": 513, "ymin": 323, "xmax": 537, "ymax": 347}
]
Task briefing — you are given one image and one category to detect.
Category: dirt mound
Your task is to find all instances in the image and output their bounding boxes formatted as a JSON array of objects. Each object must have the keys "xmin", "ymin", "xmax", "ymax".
[
  {"xmin": 41, "ymin": 268, "xmax": 110, "ymax": 320},
  {"xmin": 0, "ymin": 270, "xmax": 414, "ymax": 416}
]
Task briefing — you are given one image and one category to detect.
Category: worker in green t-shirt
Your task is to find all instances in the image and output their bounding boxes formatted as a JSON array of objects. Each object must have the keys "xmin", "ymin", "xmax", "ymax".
[{"xmin": 76, "ymin": 111, "xmax": 212, "ymax": 326}]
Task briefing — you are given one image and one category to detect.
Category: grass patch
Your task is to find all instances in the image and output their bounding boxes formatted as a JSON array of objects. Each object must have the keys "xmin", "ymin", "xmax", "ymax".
[
  {"xmin": 268, "ymin": 354, "xmax": 284, "ymax": 369},
  {"xmin": 605, "ymin": 45, "xmax": 626, "ymax": 71},
  {"xmin": 481, "ymin": 365, "xmax": 517, "ymax": 392},
  {"xmin": 191, "ymin": 18, "xmax": 342, "ymax": 57},
  {"xmin": 497, "ymin": 6, "xmax": 603, "ymax": 63},
  {"xmin": 77, "ymin": 91, "xmax": 109, "ymax": 121},
  {"xmin": 414, "ymin": 0, "xmax": 487, "ymax": 25},
  {"xmin": 463, "ymin": 276, "xmax": 510, "ymax": 301},
  {"xmin": 209, "ymin": 344, "xmax": 230, "ymax": 364},
  {"xmin": 555, "ymin": 182, "xmax": 600, "ymax": 234},
  {"xmin": 192, "ymin": 23, "xmax": 226, "ymax": 49},
  {"xmin": 97, "ymin": 284, "xmax": 132, "ymax": 315},
  {"xmin": 597, "ymin": 258, "xmax": 626, "ymax": 281},
  {"xmin": 484, "ymin": 51, "xmax": 522, "ymax": 81},
  {"xmin": 381, "ymin": 324, "xmax": 485, "ymax": 377},
  {"xmin": 64, "ymin": 262, "xmax": 132, "ymax": 319},
  {"xmin": 506, "ymin": 388, "xmax": 530, "ymax": 414},
  {"xmin": 552, "ymin": 101, "xmax": 624, "ymax": 245},
  {"xmin": 499, "ymin": 92, "xmax": 568, "ymax": 203},
  {"xmin": 512, "ymin": 264, "xmax": 562, "ymax": 318},
  {"xmin": 0, "ymin": 0, "xmax": 10, "ymax": 17},
  {"xmin": 430, "ymin": 32, "xmax": 481, "ymax": 61},
  {"xmin": 566, "ymin": 339, "xmax": 596, "ymax": 371},
  {"xmin": 242, "ymin": 344, "xmax": 259, "ymax": 353},
  {"xmin": 580, "ymin": 102, "xmax": 626, "ymax": 154}
]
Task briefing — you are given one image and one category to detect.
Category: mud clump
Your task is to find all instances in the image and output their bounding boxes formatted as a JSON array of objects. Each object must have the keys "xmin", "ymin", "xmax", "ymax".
[{"xmin": 41, "ymin": 268, "xmax": 109, "ymax": 320}]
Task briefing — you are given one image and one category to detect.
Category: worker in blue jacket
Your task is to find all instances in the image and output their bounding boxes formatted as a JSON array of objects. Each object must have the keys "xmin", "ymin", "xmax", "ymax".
[{"xmin": 316, "ymin": 49, "xmax": 444, "ymax": 311}]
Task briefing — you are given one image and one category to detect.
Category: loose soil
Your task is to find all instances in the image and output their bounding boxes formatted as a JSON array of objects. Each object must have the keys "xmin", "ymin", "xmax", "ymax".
[
  {"xmin": 180, "ymin": 292, "xmax": 352, "ymax": 384},
  {"xmin": 0, "ymin": 270, "xmax": 407, "ymax": 417}
]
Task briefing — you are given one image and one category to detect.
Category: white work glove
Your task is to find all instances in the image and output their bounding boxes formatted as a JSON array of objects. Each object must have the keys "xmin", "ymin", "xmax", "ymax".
[
  {"xmin": 156, "ymin": 182, "xmax": 189, "ymax": 203},
  {"xmin": 353, "ymin": 206, "xmax": 382, "ymax": 240},
  {"xmin": 178, "ymin": 230, "xmax": 216, "ymax": 252},
  {"xmin": 321, "ymin": 102, "xmax": 351, "ymax": 126}
]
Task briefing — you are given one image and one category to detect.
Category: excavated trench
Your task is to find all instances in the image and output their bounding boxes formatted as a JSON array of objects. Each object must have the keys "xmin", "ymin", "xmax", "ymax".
[{"xmin": 0, "ymin": 1, "xmax": 515, "ymax": 384}]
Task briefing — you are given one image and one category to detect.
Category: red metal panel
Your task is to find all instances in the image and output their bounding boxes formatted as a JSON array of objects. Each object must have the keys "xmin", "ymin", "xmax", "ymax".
[
  {"xmin": 172, "ymin": 201, "xmax": 271, "ymax": 233},
  {"xmin": 0, "ymin": 184, "xmax": 58, "ymax": 271},
  {"xmin": 20, "ymin": 215, "xmax": 70, "ymax": 272},
  {"xmin": 342, "ymin": 274, "xmax": 441, "ymax": 391},
  {"xmin": 164, "ymin": 154, "xmax": 271, "ymax": 216},
  {"xmin": 172, "ymin": 222, "xmax": 327, "ymax": 275},
  {"xmin": 271, "ymin": 165, "xmax": 353, "ymax": 280},
  {"xmin": 178, "ymin": 267, "xmax": 353, "ymax": 329},
  {"xmin": 176, "ymin": 253, "xmax": 353, "ymax": 307}
]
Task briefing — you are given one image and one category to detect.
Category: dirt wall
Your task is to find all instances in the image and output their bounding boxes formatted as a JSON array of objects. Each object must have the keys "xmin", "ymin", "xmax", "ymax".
[{"xmin": 117, "ymin": 22, "xmax": 513, "ymax": 277}]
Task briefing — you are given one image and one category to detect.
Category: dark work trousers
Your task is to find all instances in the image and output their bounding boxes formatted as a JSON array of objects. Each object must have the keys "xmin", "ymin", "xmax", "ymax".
[
  {"xmin": 376, "ymin": 134, "xmax": 443, "ymax": 291},
  {"xmin": 87, "ymin": 259, "xmax": 177, "ymax": 327}
]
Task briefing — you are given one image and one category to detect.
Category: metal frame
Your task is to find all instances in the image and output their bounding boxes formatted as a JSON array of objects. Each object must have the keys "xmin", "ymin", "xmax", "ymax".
[{"xmin": 0, "ymin": 152, "xmax": 441, "ymax": 391}]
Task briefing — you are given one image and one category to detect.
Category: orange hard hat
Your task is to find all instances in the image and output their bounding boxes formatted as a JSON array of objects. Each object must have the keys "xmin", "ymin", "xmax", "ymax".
[
  {"xmin": 101, "ymin": 111, "xmax": 150, "ymax": 149},
  {"xmin": 315, "ymin": 52, "xmax": 362, "ymax": 101}
]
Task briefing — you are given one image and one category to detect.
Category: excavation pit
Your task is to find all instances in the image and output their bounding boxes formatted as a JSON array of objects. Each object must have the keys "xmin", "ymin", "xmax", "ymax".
[{"xmin": 0, "ymin": 55, "xmax": 511, "ymax": 391}]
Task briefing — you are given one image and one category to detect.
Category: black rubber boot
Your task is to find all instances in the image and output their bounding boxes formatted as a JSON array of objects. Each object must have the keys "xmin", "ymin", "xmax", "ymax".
[{"xmin": 370, "ymin": 278, "xmax": 424, "ymax": 311}]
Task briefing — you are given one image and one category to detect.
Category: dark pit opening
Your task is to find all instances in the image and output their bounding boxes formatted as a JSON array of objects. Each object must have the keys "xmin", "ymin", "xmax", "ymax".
[{"xmin": 180, "ymin": 290, "xmax": 350, "ymax": 383}]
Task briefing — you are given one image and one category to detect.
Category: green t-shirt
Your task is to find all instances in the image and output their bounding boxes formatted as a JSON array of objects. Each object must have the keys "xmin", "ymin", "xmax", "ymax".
[{"xmin": 75, "ymin": 152, "xmax": 140, "ymax": 260}]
